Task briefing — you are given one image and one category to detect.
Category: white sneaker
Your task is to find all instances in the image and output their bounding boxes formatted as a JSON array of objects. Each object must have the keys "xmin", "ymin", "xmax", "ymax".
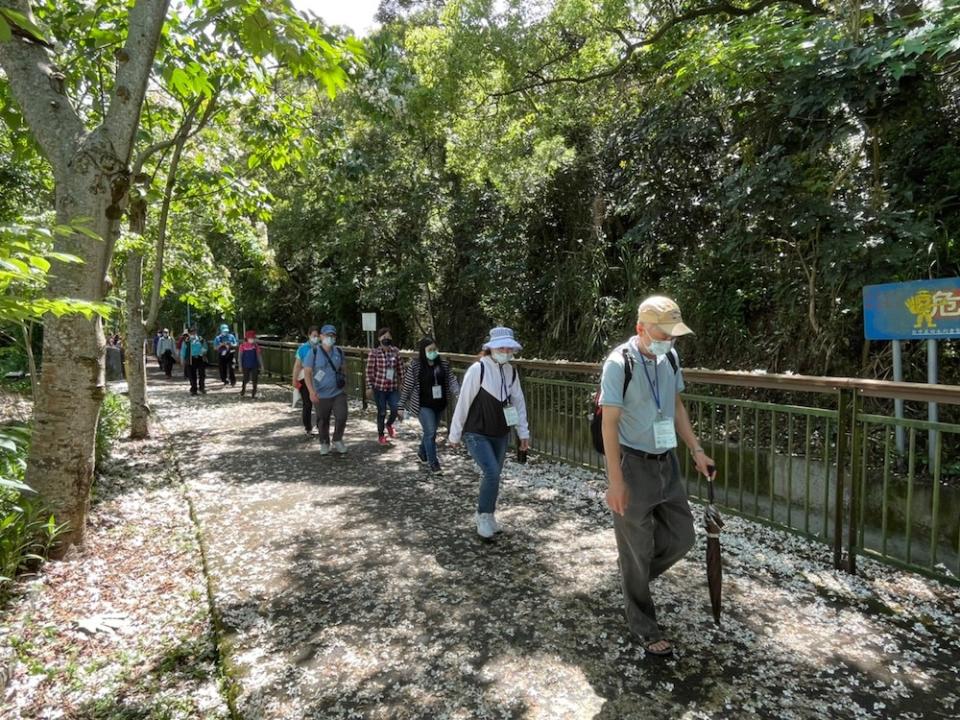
[
  {"xmin": 334, "ymin": 440, "xmax": 348, "ymax": 454},
  {"xmin": 475, "ymin": 512, "xmax": 496, "ymax": 539},
  {"xmin": 319, "ymin": 443, "xmax": 331, "ymax": 455},
  {"xmin": 491, "ymin": 514, "xmax": 503, "ymax": 534}
]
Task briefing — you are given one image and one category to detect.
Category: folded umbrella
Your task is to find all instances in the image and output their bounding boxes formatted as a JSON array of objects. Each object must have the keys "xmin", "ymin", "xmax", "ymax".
[{"xmin": 705, "ymin": 464, "xmax": 724, "ymax": 625}]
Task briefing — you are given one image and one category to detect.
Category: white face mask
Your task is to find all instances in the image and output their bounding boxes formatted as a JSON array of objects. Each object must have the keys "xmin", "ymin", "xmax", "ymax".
[
  {"xmin": 491, "ymin": 351, "xmax": 512, "ymax": 364},
  {"xmin": 322, "ymin": 336, "xmax": 336, "ymax": 348}
]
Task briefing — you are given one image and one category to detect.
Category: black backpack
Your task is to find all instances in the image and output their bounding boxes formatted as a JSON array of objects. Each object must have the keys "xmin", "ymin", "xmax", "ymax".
[{"xmin": 590, "ymin": 348, "xmax": 679, "ymax": 455}]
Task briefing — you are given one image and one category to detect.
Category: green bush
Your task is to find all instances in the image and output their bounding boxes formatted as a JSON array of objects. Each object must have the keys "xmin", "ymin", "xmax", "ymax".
[
  {"xmin": 0, "ymin": 425, "xmax": 65, "ymax": 602},
  {"xmin": 95, "ymin": 391, "xmax": 129, "ymax": 468}
]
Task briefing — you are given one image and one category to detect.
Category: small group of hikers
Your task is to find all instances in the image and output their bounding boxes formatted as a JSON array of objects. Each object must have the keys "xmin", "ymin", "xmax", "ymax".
[
  {"xmin": 159, "ymin": 295, "xmax": 713, "ymax": 657},
  {"xmin": 152, "ymin": 324, "xmax": 264, "ymax": 398}
]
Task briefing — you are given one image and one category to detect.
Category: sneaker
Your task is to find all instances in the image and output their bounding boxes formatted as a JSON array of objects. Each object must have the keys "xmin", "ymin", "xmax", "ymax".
[
  {"xmin": 475, "ymin": 512, "xmax": 496, "ymax": 539},
  {"xmin": 417, "ymin": 447, "xmax": 427, "ymax": 464},
  {"xmin": 334, "ymin": 440, "xmax": 347, "ymax": 455},
  {"xmin": 387, "ymin": 424, "xmax": 397, "ymax": 439},
  {"xmin": 378, "ymin": 435, "xmax": 389, "ymax": 446},
  {"xmin": 491, "ymin": 514, "xmax": 503, "ymax": 534},
  {"xmin": 319, "ymin": 443, "xmax": 331, "ymax": 455},
  {"xmin": 429, "ymin": 461, "xmax": 442, "ymax": 474}
]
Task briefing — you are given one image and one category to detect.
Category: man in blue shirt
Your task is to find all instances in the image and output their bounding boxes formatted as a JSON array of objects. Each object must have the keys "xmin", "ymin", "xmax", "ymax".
[
  {"xmin": 291, "ymin": 326, "xmax": 321, "ymax": 435},
  {"xmin": 213, "ymin": 323, "xmax": 238, "ymax": 387},
  {"xmin": 180, "ymin": 326, "xmax": 207, "ymax": 396},
  {"xmin": 600, "ymin": 296, "xmax": 715, "ymax": 658},
  {"xmin": 302, "ymin": 324, "xmax": 348, "ymax": 455}
]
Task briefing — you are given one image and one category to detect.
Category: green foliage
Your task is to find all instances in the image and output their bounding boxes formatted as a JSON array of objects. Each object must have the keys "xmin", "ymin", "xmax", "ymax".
[
  {"xmin": 0, "ymin": 425, "xmax": 66, "ymax": 601},
  {"xmin": 95, "ymin": 392, "xmax": 129, "ymax": 469},
  {"xmin": 230, "ymin": 0, "xmax": 959, "ymax": 383}
]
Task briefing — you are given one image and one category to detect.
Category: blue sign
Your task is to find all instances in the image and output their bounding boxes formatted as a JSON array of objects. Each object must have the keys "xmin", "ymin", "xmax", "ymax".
[{"xmin": 863, "ymin": 278, "xmax": 960, "ymax": 340}]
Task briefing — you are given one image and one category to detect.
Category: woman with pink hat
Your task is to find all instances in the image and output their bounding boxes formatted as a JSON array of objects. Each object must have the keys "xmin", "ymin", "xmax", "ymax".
[{"xmin": 449, "ymin": 327, "xmax": 531, "ymax": 539}]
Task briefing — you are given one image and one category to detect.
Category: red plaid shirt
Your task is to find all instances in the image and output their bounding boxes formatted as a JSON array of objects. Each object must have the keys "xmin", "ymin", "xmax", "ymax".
[{"xmin": 366, "ymin": 347, "xmax": 404, "ymax": 391}]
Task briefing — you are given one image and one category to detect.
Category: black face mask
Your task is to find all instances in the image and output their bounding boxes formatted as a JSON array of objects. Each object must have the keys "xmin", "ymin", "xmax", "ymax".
[{"xmin": 381, "ymin": 338, "xmax": 393, "ymax": 346}]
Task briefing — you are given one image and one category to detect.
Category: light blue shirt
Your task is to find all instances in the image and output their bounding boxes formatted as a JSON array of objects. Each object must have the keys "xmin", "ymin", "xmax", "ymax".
[
  {"xmin": 302, "ymin": 344, "xmax": 345, "ymax": 399},
  {"xmin": 600, "ymin": 338, "xmax": 684, "ymax": 453}
]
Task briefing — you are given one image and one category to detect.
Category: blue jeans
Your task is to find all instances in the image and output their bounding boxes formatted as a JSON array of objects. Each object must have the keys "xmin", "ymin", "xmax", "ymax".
[
  {"xmin": 464, "ymin": 432, "xmax": 509, "ymax": 514},
  {"xmin": 375, "ymin": 389, "xmax": 399, "ymax": 435},
  {"xmin": 418, "ymin": 407, "xmax": 440, "ymax": 464}
]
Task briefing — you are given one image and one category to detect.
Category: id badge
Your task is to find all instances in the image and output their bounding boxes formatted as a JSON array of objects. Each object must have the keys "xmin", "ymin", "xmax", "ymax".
[
  {"xmin": 386, "ymin": 368, "xmax": 396, "ymax": 381},
  {"xmin": 503, "ymin": 404, "xmax": 520, "ymax": 427},
  {"xmin": 314, "ymin": 368, "xmax": 326, "ymax": 383},
  {"xmin": 431, "ymin": 384, "xmax": 443, "ymax": 400},
  {"xmin": 653, "ymin": 419, "xmax": 677, "ymax": 449}
]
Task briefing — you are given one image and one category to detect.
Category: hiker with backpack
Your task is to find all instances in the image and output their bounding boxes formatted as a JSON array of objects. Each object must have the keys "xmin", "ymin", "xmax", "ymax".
[
  {"xmin": 400, "ymin": 336, "xmax": 460, "ymax": 473},
  {"xmin": 180, "ymin": 326, "xmax": 208, "ymax": 396},
  {"xmin": 597, "ymin": 296, "xmax": 715, "ymax": 659},
  {"xmin": 213, "ymin": 324, "xmax": 238, "ymax": 387},
  {"xmin": 302, "ymin": 324, "xmax": 349, "ymax": 456},
  {"xmin": 448, "ymin": 327, "xmax": 530, "ymax": 539}
]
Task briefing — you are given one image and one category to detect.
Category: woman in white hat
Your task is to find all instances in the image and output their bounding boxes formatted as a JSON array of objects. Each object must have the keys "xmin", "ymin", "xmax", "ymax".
[{"xmin": 448, "ymin": 327, "xmax": 531, "ymax": 539}]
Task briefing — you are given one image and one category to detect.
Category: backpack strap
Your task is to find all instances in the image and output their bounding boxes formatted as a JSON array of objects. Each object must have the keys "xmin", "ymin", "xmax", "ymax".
[
  {"xmin": 621, "ymin": 348, "xmax": 634, "ymax": 397},
  {"xmin": 666, "ymin": 348, "xmax": 679, "ymax": 374}
]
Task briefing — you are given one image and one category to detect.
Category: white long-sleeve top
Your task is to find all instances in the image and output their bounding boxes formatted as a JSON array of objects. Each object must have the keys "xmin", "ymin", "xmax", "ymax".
[{"xmin": 449, "ymin": 356, "xmax": 530, "ymax": 443}]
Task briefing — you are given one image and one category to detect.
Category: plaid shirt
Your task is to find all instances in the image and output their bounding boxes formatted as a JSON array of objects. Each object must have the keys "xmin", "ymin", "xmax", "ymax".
[{"xmin": 366, "ymin": 346, "xmax": 404, "ymax": 391}]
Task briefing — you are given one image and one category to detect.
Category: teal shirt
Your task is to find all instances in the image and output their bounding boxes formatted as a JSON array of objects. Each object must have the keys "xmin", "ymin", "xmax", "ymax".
[
  {"xmin": 599, "ymin": 338, "xmax": 685, "ymax": 453},
  {"xmin": 181, "ymin": 337, "xmax": 206, "ymax": 361}
]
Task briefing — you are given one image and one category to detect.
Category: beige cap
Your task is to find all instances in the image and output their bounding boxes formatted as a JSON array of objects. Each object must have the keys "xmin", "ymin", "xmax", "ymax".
[{"xmin": 637, "ymin": 295, "xmax": 694, "ymax": 337}]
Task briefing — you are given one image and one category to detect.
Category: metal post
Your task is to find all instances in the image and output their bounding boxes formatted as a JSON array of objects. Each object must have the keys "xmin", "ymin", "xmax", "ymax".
[
  {"xmin": 892, "ymin": 339, "xmax": 905, "ymax": 455},
  {"xmin": 847, "ymin": 391, "xmax": 862, "ymax": 575},
  {"xmin": 833, "ymin": 389, "xmax": 849, "ymax": 571},
  {"xmin": 928, "ymin": 339, "xmax": 938, "ymax": 469}
]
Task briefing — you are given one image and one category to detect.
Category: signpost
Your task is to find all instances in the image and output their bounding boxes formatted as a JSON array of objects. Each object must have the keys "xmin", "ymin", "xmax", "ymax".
[
  {"xmin": 361, "ymin": 313, "xmax": 377, "ymax": 410},
  {"xmin": 863, "ymin": 278, "xmax": 960, "ymax": 465}
]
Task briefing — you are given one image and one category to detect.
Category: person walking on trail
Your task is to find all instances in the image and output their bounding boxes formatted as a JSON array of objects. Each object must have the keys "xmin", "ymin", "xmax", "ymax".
[
  {"xmin": 214, "ymin": 323, "xmax": 238, "ymax": 387},
  {"xmin": 156, "ymin": 328, "xmax": 177, "ymax": 378},
  {"xmin": 153, "ymin": 330, "xmax": 163, "ymax": 368},
  {"xmin": 600, "ymin": 295, "xmax": 715, "ymax": 659},
  {"xmin": 292, "ymin": 327, "xmax": 320, "ymax": 435},
  {"xmin": 180, "ymin": 326, "xmax": 207, "ymax": 396},
  {"xmin": 400, "ymin": 337, "xmax": 460, "ymax": 474},
  {"xmin": 366, "ymin": 327, "xmax": 405, "ymax": 446},
  {"xmin": 448, "ymin": 327, "xmax": 530, "ymax": 540},
  {"xmin": 303, "ymin": 324, "xmax": 349, "ymax": 456},
  {"xmin": 238, "ymin": 330, "xmax": 263, "ymax": 398}
]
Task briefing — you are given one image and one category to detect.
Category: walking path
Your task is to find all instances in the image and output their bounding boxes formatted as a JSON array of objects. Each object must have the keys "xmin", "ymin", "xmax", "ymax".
[{"xmin": 150, "ymin": 368, "xmax": 960, "ymax": 720}]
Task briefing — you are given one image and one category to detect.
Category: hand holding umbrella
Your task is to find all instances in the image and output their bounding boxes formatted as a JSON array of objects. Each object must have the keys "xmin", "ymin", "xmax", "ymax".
[{"xmin": 705, "ymin": 464, "xmax": 725, "ymax": 625}]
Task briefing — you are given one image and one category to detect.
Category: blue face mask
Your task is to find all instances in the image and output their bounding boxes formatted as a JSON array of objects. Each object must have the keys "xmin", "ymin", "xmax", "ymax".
[
  {"xmin": 647, "ymin": 338, "xmax": 673, "ymax": 356},
  {"xmin": 426, "ymin": 350, "xmax": 439, "ymax": 361},
  {"xmin": 322, "ymin": 336, "xmax": 336, "ymax": 348}
]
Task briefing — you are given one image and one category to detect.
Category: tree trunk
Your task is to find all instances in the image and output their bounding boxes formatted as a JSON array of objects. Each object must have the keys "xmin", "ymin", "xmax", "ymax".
[
  {"xmin": 126, "ymin": 249, "xmax": 150, "ymax": 438},
  {"xmin": 26, "ymin": 149, "xmax": 121, "ymax": 550},
  {"xmin": 1, "ymin": 0, "xmax": 172, "ymax": 551}
]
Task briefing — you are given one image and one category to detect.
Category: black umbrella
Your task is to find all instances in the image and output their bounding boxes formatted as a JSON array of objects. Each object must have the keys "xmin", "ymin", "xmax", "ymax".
[{"xmin": 705, "ymin": 464, "xmax": 724, "ymax": 624}]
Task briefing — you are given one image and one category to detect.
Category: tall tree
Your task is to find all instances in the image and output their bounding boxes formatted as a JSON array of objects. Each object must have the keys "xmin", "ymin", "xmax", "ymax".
[{"xmin": 0, "ymin": 0, "xmax": 170, "ymax": 549}]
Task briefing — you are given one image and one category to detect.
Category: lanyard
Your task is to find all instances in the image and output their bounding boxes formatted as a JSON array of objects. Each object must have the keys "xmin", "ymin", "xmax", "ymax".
[
  {"xmin": 499, "ymin": 364, "xmax": 511, "ymax": 405},
  {"xmin": 640, "ymin": 356, "xmax": 662, "ymax": 414}
]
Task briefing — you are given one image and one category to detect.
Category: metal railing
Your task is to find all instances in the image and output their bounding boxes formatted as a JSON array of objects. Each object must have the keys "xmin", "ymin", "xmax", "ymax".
[{"xmin": 258, "ymin": 341, "xmax": 960, "ymax": 585}]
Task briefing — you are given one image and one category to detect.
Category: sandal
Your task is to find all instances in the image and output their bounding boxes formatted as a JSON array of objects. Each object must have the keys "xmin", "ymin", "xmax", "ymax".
[{"xmin": 645, "ymin": 639, "xmax": 673, "ymax": 657}]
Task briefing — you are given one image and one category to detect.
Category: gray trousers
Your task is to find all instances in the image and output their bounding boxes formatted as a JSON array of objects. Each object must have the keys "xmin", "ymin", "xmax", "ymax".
[
  {"xmin": 612, "ymin": 449, "xmax": 695, "ymax": 642},
  {"xmin": 314, "ymin": 393, "xmax": 348, "ymax": 443}
]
